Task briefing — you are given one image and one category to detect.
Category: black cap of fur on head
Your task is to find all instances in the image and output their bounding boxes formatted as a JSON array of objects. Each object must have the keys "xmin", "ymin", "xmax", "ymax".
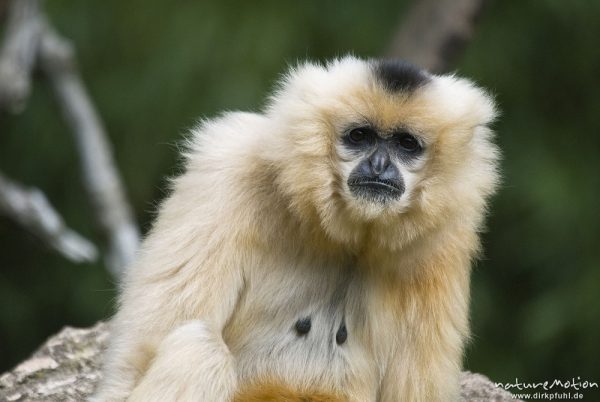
[{"xmin": 372, "ymin": 59, "xmax": 431, "ymax": 93}]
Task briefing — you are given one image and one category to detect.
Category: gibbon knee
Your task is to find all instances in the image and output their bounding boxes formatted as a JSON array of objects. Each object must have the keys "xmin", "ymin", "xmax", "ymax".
[{"xmin": 128, "ymin": 320, "xmax": 237, "ymax": 402}]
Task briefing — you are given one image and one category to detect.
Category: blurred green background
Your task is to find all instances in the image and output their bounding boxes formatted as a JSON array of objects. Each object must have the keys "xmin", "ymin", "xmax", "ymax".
[{"xmin": 1, "ymin": 0, "xmax": 599, "ymax": 388}]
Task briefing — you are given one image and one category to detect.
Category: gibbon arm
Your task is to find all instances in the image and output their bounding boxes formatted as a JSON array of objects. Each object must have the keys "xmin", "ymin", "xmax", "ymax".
[
  {"xmin": 379, "ymin": 247, "xmax": 471, "ymax": 402},
  {"xmin": 91, "ymin": 158, "xmax": 248, "ymax": 400}
]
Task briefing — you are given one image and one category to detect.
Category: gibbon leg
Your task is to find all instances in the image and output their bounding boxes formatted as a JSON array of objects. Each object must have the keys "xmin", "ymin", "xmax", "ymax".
[{"xmin": 128, "ymin": 320, "xmax": 237, "ymax": 402}]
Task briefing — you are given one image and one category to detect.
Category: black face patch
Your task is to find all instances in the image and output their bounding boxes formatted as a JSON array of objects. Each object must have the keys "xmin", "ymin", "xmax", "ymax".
[{"xmin": 372, "ymin": 59, "xmax": 430, "ymax": 93}]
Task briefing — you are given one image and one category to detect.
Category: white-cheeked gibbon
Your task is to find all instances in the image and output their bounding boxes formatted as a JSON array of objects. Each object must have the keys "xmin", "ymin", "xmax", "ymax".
[{"xmin": 91, "ymin": 56, "xmax": 499, "ymax": 402}]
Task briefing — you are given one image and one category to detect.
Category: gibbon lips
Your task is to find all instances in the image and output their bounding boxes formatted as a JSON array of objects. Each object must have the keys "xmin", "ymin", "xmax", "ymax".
[{"xmin": 348, "ymin": 178, "xmax": 404, "ymax": 200}]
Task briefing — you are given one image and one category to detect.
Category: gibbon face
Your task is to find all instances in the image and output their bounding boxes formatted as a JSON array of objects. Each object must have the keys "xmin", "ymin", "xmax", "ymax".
[{"xmin": 267, "ymin": 57, "xmax": 498, "ymax": 245}]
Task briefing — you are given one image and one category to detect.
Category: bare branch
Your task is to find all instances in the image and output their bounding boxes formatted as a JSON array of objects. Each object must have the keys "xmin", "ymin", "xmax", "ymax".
[
  {"xmin": 38, "ymin": 23, "xmax": 140, "ymax": 276},
  {"xmin": 0, "ymin": 0, "xmax": 140, "ymax": 275},
  {"xmin": 0, "ymin": 0, "xmax": 43, "ymax": 112},
  {"xmin": 0, "ymin": 171, "xmax": 98, "ymax": 263},
  {"xmin": 386, "ymin": 0, "xmax": 486, "ymax": 73}
]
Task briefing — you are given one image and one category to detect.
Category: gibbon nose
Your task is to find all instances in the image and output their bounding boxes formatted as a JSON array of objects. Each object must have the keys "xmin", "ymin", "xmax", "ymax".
[{"xmin": 369, "ymin": 148, "xmax": 391, "ymax": 176}]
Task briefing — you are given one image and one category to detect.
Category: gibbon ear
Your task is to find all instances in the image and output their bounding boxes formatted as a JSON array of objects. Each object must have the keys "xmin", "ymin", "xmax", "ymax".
[
  {"xmin": 424, "ymin": 75, "xmax": 498, "ymax": 130},
  {"xmin": 267, "ymin": 56, "xmax": 371, "ymax": 115},
  {"xmin": 278, "ymin": 62, "xmax": 328, "ymax": 99}
]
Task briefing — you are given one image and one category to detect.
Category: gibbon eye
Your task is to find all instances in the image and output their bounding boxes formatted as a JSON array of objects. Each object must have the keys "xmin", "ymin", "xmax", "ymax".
[
  {"xmin": 395, "ymin": 133, "xmax": 421, "ymax": 152},
  {"xmin": 348, "ymin": 128, "xmax": 372, "ymax": 145}
]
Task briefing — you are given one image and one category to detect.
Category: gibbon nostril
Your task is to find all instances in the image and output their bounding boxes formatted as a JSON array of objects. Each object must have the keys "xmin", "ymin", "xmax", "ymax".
[{"xmin": 295, "ymin": 317, "xmax": 311, "ymax": 335}]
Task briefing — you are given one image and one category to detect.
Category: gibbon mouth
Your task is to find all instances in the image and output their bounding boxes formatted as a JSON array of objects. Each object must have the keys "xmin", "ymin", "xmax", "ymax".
[{"xmin": 348, "ymin": 179, "xmax": 404, "ymax": 200}]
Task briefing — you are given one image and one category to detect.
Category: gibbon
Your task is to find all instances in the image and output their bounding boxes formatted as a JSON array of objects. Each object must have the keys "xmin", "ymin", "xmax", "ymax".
[{"xmin": 91, "ymin": 56, "xmax": 499, "ymax": 402}]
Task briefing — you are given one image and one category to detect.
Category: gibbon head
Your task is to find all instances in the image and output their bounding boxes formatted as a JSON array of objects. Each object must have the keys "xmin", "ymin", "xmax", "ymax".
[{"xmin": 267, "ymin": 56, "xmax": 499, "ymax": 248}]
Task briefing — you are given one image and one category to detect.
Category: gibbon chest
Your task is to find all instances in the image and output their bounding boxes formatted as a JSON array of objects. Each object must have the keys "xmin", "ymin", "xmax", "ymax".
[{"xmin": 222, "ymin": 256, "xmax": 393, "ymax": 400}]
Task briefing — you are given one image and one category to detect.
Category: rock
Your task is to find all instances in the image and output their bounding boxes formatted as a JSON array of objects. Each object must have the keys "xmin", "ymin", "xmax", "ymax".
[
  {"xmin": 459, "ymin": 371, "xmax": 520, "ymax": 402},
  {"xmin": 0, "ymin": 323, "xmax": 108, "ymax": 402},
  {"xmin": 0, "ymin": 323, "xmax": 519, "ymax": 401}
]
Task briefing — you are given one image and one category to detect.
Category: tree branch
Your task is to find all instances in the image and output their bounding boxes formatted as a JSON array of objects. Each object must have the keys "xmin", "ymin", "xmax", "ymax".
[
  {"xmin": 0, "ymin": 0, "xmax": 42, "ymax": 112},
  {"xmin": 0, "ymin": 0, "xmax": 140, "ymax": 275},
  {"xmin": 0, "ymin": 172, "xmax": 98, "ymax": 263},
  {"xmin": 36, "ymin": 21, "xmax": 140, "ymax": 277},
  {"xmin": 386, "ymin": 0, "xmax": 486, "ymax": 73}
]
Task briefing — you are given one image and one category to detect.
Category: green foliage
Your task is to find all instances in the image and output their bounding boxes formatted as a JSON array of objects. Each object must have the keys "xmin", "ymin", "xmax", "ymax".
[
  {"xmin": 0, "ymin": 0, "xmax": 598, "ymax": 387},
  {"xmin": 461, "ymin": 0, "xmax": 600, "ymax": 383}
]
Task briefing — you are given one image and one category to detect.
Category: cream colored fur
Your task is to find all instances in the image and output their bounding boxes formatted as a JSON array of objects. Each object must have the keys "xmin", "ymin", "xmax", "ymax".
[{"xmin": 91, "ymin": 56, "xmax": 499, "ymax": 402}]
